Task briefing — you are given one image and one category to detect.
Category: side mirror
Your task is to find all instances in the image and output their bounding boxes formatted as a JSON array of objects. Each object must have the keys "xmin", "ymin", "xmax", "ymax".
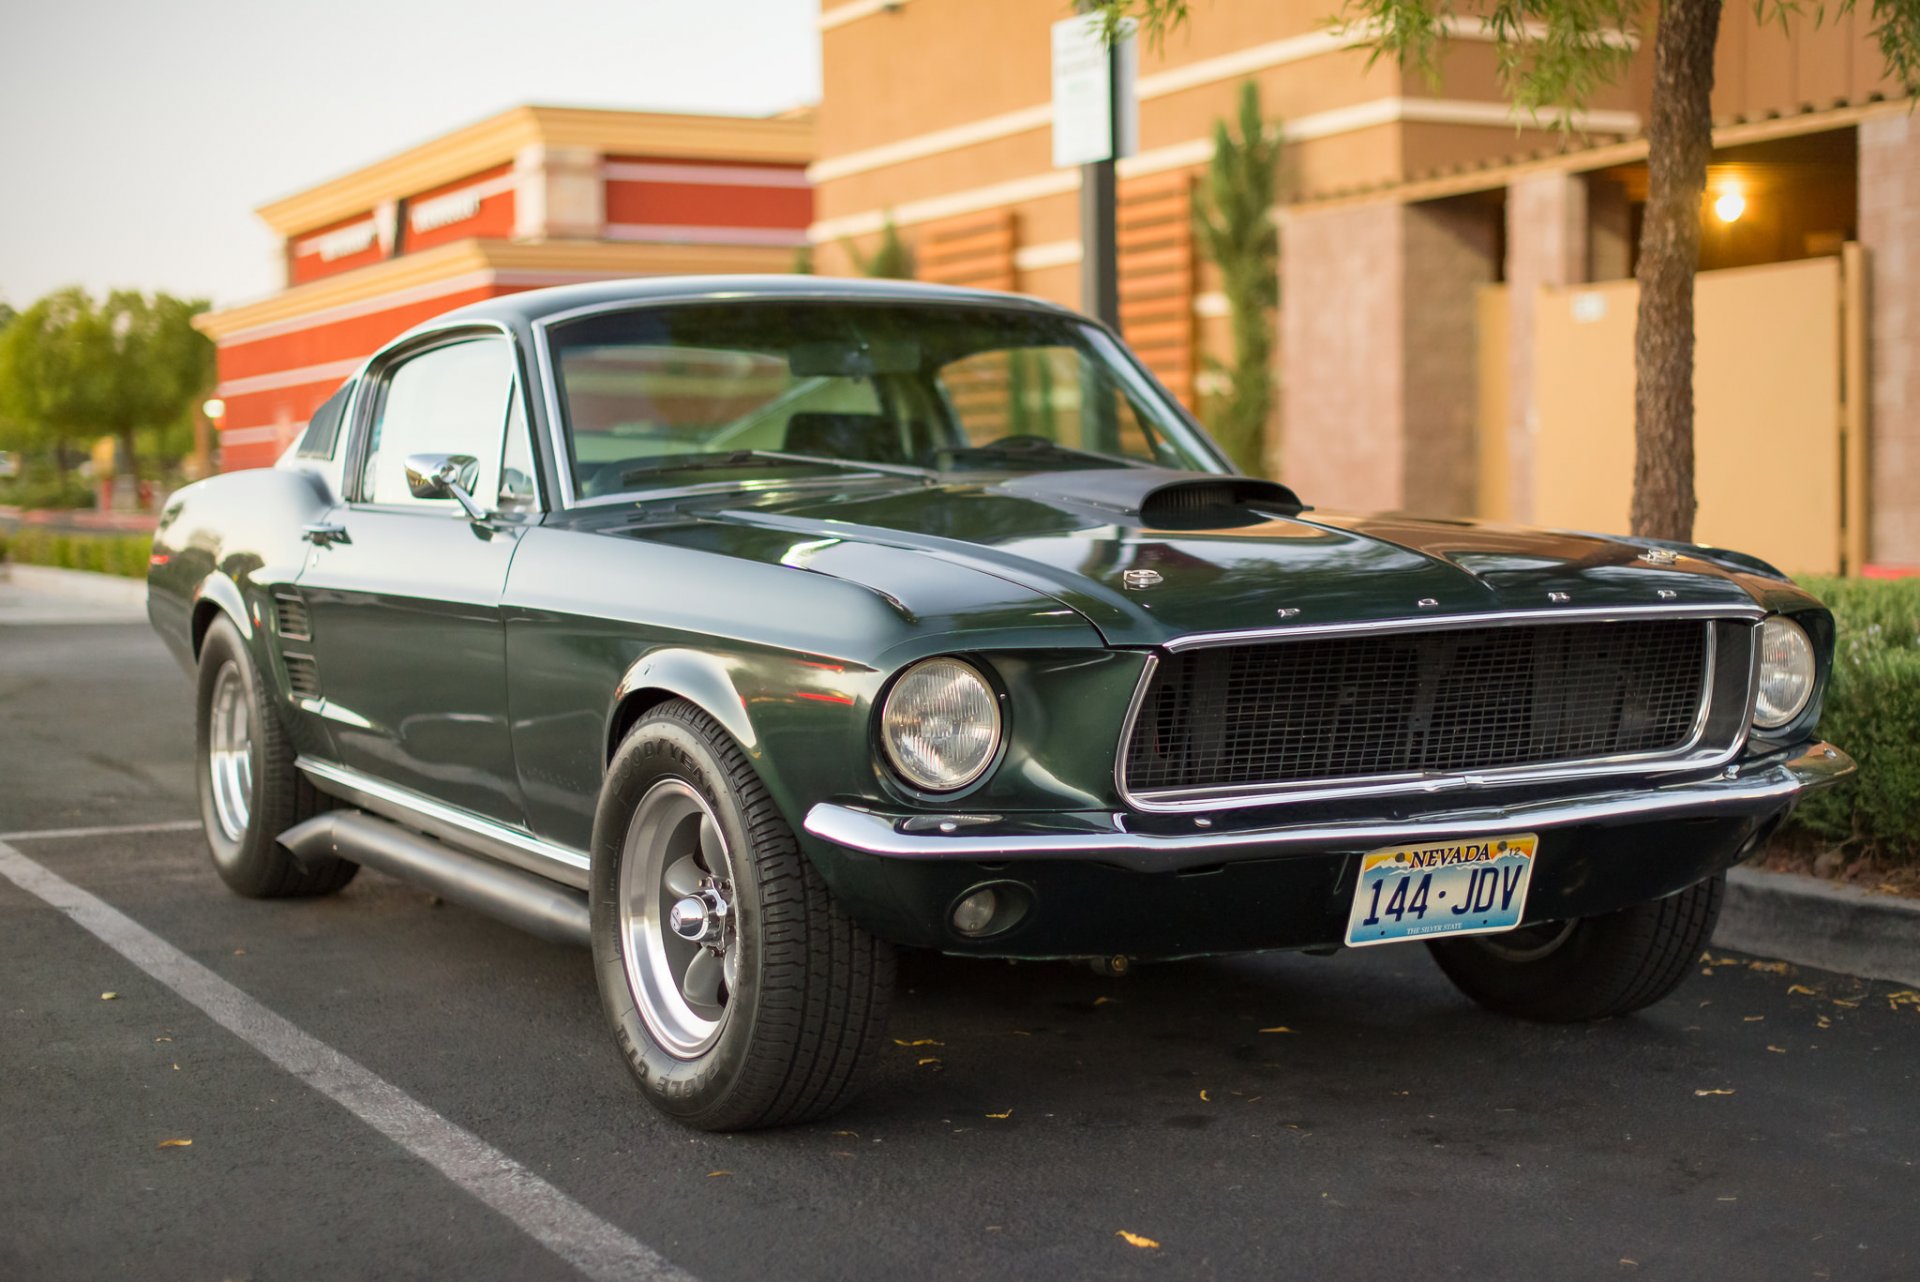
[{"xmin": 404, "ymin": 453, "xmax": 486, "ymax": 520}]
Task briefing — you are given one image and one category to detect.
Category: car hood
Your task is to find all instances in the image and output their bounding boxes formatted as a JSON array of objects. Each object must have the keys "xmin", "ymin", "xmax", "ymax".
[{"xmin": 635, "ymin": 469, "xmax": 1771, "ymax": 647}]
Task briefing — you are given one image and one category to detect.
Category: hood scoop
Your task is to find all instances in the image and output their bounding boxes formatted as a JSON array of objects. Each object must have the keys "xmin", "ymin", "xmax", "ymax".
[{"xmin": 995, "ymin": 468, "xmax": 1305, "ymax": 529}]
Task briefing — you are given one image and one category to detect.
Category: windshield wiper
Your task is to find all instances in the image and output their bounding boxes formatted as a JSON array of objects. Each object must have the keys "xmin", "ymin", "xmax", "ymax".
[
  {"xmin": 936, "ymin": 440, "xmax": 1152, "ymax": 470},
  {"xmin": 621, "ymin": 449, "xmax": 931, "ymax": 485}
]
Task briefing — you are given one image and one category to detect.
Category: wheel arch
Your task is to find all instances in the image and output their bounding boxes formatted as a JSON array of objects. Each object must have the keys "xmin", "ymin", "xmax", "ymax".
[
  {"xmin": 191, "ymin": 572, "xmax": 254, "ymax": 658},
  {"xmin": 605, "ymin": 648, "xmax": 762, "ymax": 768}
]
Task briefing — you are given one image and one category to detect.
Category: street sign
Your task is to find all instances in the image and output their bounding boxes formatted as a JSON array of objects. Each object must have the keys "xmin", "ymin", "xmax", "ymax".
[{"xmin": 1051, "ymin": 14, "xmax": 1137, "ymax": 169}]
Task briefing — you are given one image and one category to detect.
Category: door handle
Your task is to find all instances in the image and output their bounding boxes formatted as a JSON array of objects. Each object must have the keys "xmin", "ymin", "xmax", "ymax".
[{"xmin": 303, "ymin": 522, "xmax": 351, "ymax": 547}]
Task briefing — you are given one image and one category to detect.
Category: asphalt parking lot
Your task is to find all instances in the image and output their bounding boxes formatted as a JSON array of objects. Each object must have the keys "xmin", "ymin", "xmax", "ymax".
[{"xmin": 3, "ymin": 597, "xmax": 1918, "ymax": 1281}]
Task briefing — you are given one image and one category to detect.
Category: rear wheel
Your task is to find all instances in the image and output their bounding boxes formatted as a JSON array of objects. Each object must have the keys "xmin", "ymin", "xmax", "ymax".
[
  {"xmin": 590, "ymin": 700, "xmax": 895, "ymax": 1130},
  {"xmin": 194, "ymin": 615, "xmax": 355, "ymax": 898},
  {"xmin": 1427, "ymin": 875, "xmax": 1724, "ymax": 1022}
]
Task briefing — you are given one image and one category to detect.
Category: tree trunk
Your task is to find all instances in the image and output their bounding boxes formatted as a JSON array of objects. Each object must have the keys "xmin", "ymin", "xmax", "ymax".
[{"xmin": 1630, "ymin": 0, "xmax": 1722, "ymax": 542}]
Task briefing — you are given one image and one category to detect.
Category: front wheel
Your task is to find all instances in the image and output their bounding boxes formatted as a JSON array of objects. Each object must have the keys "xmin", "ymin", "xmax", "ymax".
[
  {"xmin": 590, "ymin": 700, "xmax": 895, "ymax": 1130},
  {"xmin": 1427, "ymin": 875, "xmax": 1725, "ymax": 1023},
  {"xmin": 194, "ymin": 615, "xmax": 356, "ymax": 898}
]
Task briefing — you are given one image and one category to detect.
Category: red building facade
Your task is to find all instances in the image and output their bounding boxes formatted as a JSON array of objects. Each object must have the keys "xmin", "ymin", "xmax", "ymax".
[{"xmin": 198, "ymin": 105, "xmax": 813, "ymax": 470}]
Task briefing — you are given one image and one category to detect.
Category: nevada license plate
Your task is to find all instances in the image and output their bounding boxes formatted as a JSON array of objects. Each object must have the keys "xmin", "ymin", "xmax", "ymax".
[{"xmin": 1343, "ymin": 833, "xmax": 1540, "ymax": 948}]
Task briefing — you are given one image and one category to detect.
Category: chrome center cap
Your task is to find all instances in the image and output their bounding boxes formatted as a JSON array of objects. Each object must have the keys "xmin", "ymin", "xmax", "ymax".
[{"xmin": 668, "ymin": 889, "xmax": 729, "ymax": 946}]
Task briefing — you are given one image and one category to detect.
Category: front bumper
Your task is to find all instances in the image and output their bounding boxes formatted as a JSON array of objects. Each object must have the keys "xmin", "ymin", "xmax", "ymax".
[{"xmin": 800, "ymin": 742, "xmax": 1854, "ymax": 959}]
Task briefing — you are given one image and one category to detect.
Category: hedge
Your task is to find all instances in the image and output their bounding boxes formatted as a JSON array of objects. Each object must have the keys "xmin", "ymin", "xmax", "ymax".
[
  {"xmin": 1790, "ymin": 575, "xmax": 1920, "ymax": 862},
  {"xmin": 0, "ymin": 527, "xmax": 152, "ymax": 578}
]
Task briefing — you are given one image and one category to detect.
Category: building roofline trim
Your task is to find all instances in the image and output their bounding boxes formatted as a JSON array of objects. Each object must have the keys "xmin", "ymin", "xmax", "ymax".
[
  {"xmin": 1288, "ymin": 95, "xmax": 1909, "ymax": 211},
  {"xmin": 809, "ymin": 97, "xmax": 1637, "ymax": 242},
  {"xmin": 197, "ymin": 239, "xmax": 804, "ymax": 343},
  {"xmin": 256, "ymin": 105, "xmax": 813, "ymax": 238},
  {"xmin": 808, "ymin": 16, "xmax": 1593, "ymax": 185}
]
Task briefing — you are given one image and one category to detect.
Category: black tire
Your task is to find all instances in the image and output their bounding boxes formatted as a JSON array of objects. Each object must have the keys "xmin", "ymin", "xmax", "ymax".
[
  {"xmin": 590, "ymin": 699, "xmax": 895, "ymax": 1131},
  {"xmin": 194, "ymin": 614, "xmax": 356, "ymax": 899},
  {"xmin": 1427, "ymin": 875, "xmax": 1725, "ymax": 1023}
]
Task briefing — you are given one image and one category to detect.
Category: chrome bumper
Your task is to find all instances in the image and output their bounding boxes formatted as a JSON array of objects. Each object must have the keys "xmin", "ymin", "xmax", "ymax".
[{"xmin": 803, "ymin": 742, "xmax": 1854, "ymax": 874}]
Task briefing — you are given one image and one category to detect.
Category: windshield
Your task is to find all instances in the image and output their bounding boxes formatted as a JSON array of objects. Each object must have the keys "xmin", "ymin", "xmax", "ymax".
[{"xmin": 543, "ymin": 301, "xmax": 1225, "ymax": 500}]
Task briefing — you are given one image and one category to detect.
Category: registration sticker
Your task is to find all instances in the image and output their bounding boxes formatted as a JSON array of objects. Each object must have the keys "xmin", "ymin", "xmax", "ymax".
[{"xmin": 1344, "ymin": 833, "xmax": 1539, "ymax": 948}]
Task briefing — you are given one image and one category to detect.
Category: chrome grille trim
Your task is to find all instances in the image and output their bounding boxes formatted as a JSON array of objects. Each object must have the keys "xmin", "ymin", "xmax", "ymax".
[{"xmin": 1116, "ymin": 606, "xmax": 1760, "ymax": 814}]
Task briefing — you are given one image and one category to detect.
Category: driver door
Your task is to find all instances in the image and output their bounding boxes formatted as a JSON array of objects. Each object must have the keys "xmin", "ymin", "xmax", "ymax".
[{"xmin": 295, "ymin": 330, "xmax": 536, "ymax": 828}]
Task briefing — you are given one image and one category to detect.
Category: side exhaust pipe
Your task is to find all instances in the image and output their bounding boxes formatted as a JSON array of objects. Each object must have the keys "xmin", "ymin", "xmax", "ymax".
[{"xmin": 280, "ymin": 810, "xmax": 590, "ymax": 948}]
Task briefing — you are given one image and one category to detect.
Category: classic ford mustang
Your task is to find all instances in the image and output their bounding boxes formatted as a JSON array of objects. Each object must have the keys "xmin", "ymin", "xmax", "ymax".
[{"xmin": 149, "ymin": 276, "xmax": 1852, "ymax": 1130}]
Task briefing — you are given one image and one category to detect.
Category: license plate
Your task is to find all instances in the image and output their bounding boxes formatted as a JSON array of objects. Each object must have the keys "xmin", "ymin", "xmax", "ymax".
[{"xmin": 1344, "ymin": 833, "xmax": 1539, "ymax": 948}]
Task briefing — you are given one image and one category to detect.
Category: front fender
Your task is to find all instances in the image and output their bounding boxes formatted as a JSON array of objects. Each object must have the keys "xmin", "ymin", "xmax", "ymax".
[{"xmin": 606, "ymin": 647, "xmax": 763, "ymax": 762}]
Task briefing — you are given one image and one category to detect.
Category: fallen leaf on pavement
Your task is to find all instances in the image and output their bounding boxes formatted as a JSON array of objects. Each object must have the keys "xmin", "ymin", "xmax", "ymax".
[
  {"xmin": 154, "ymin": 1036, "xmax": 171, "ymax": 1043},
  {"xmin": 100, "ymin": 993, "xmax": 117, "ymax": 1001},
  {"xmin": 1116, "ymin": 1231, "xmax": 1160, "ymax": 1249},
  {"xmin": 917, "ymin": 1057, "xmax": 941, "ymax": 1067},
  {"xmin": 1092, "ymin": 996, "xmax": 1115, "ymax": 1007},
  {"xmin": 1817, "ymin": 1015, "xmax": 1832, "ymax": 1029},
  {"xmin": 986, "ymin": 1109, "xmax": 1012, "ymax": 1119},
  {"xmin": 232, "ymin": 948, "xmax": 247, "ymax": 956},
  {"xmin": 1258, "ymin": 1026, "xmax": 1294, "ymax": 1034},
  {"xmin": 893, "ymin": 1038, "xmax": 943, "ymax": 1047},
  {"xmin": 1787, "ymin": 984, "xmax": 1816, "ymax": 996},
  {"xmin": 1199, "ymin": 1090, "xmax": 1211, "ymax": 1102},
  {"xmin": 707, "ymin": 1171, "xmax": 732, "ymax": 1178},
  {"xmin": 1766, "ymin": 1046, "xmax": 1787, "ymax": 1054},
  {"xmin": 1747, "ymin": 961, "xmax": 1789, "ymax": 974},
  {"xmin": 1694, "ymin": 1089, "xmax": 1735, "ymax": 1097},
  {"xmin": 1832, "ymin": 999, "xmax": 1860, "ymax": 1008},
  {"xmin": 1886, "ymin": 990, "xmax": 1920, "ymax": 1011},
  {"xmin": 157, "ymin": 1138, "xmax": 192, "ymax": 1148},
  {"xmin": 1742, "ymin": 1015, "xmax": 1765, "ymax": 1022}
]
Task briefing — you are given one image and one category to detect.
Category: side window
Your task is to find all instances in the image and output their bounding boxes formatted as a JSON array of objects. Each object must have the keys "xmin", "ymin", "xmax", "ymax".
[
  {"xmin": 297, "ymin": 383, "xmax": 352, "ymax": 459},
  {"xmin": 361, "ymin": 337, "xmax": 513, "ymax": 507},
  {"xmin": 498, "ymin": 384, "xmax": 536, "ymax": 512}
]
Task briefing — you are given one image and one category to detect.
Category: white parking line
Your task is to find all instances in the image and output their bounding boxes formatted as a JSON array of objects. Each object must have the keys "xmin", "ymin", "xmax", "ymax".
[
  {"xmin": 0, "ymin": 839, "xmax": 695, "ymax": 1282},
  {"xmin": 1, "ymin": 819, "xmax": 203, "ymax": 841}
]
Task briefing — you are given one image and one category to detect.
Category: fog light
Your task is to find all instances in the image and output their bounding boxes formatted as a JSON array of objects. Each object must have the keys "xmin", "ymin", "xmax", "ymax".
[{"xmin": 951, "ymin": 887, "xmax": 999, "ymax": 936}]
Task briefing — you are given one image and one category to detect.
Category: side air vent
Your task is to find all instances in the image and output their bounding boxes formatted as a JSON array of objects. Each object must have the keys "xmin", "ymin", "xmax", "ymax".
[
  {"xmin": 273, "ymin": 592, "xmax": 311, "ymax": 642},
  {"xmin": 284, "ymin": 654, "xmax": 321, "ymax": 700}
]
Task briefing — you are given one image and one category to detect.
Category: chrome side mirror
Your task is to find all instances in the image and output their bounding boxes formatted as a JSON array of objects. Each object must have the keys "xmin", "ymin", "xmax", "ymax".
[{"xmin": 404, "ymin": 453, "xmax": 486, "ymax": 520}]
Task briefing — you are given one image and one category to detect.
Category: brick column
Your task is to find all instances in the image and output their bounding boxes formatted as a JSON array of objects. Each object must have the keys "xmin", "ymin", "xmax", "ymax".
[
  {"xmin": 1860, "ymin": 114, "xmax": 1920, "ymax": 565},
  {"xmin": 1503, "ymin": 173, "xmax": 1589, "ymax": 523},
  {"xmin": 1279, "ymin": 202, "xmax": 1404, "ymax": 509},
  {"xmin": 513, "ymin": 144, "xmax": 604, "ymax": 241},
  {"xmin": 1279, "ymin": 198, "xmax": 1497, "ymax": 516}
]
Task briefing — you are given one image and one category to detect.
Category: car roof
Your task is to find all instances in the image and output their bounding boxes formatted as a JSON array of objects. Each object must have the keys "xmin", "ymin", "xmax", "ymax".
[{"xmin": 424, "ymin": 274, "xmax": 1083, "ymax": 331}]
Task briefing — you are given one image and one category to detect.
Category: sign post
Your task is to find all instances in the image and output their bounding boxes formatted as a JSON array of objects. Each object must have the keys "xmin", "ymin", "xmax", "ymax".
[{"xmin": 1052, "ymin": 14, "xmax": 1136, "ymax": 331}]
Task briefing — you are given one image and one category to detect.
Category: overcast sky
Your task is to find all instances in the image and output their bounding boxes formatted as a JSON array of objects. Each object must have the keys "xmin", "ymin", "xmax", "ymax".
[{"xmin": 0, "ymin": 0, "xmax": 820, "ymax": 310}]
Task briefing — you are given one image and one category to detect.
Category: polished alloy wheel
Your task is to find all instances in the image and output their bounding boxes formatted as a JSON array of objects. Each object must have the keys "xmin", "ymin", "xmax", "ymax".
[
  {"xmin": 619, "ymin": 779, "xmax": 738, "ymax": 1057},
  {"xmin": 206, "ymin": 660, "xmax": 255, "ymax": 843}
]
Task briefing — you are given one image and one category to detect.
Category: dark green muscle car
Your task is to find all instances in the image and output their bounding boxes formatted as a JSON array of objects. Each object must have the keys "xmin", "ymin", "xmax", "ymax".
[{"xmin": 149, "ymin": 276, "xmax": 1853, "ymax": 1130}]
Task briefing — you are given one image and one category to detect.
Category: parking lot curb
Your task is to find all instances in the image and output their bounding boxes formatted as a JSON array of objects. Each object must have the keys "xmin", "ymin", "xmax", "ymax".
[
  {"xmin": 1714, "ymin": 866, "xmax": 1920, "ymax": 986},
  {"xmin": 0, "ymin": 563, "xmax": 148, "ymax": 605}
]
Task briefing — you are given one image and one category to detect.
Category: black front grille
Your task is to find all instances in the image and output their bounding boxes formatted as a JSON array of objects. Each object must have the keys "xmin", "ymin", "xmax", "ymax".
[{"xmin": 1123, "ymin": 620, "xmax": 1712, "ymax": 798}]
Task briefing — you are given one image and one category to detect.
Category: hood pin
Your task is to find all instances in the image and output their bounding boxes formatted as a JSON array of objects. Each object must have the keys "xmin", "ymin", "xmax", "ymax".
[{"xmin": 1122, "ymin": 569, "xmax": 1163, "ymax": 590}]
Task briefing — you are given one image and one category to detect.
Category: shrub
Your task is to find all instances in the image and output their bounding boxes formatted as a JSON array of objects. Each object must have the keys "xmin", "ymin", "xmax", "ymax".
[
  {"xmin": 1789, "ymin": 575, "xmax": 1920, "ymax": 862},
  {"xmin": 0, "ymin": 527, "xmax": 152, "ymax": 578}
]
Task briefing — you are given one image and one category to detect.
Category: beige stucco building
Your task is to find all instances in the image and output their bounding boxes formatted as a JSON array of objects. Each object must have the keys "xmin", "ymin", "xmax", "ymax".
[{"xmin": 810, "ymin": 0, "xmax": 1918, "ymax": 575}]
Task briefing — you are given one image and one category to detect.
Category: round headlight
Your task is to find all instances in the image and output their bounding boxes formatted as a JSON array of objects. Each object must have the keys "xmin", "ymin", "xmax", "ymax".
[
  {"xmin": 1753, "ymin": 616, "xmax": 1816, "ymax": 730},
  {"xmin": 880, "ymin": 658, "xmax": 1001, "ymax": 792}
]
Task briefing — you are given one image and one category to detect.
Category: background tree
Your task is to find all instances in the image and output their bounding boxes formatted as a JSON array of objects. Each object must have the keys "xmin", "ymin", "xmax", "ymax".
[
  {"xmin": 843, "ymin": 212, "xmax": 916, "ymax": 279},
  {"xmin": 0, "ymin": 287, "xmax": 213, "ymax": 484},
  {"xmin": 1194, "ymin": 79, "xmax": 1282, "ymax": 476},
  {"xmin": 1092, "ymin": 0, "xmax": 1920, "ymax": 542}
]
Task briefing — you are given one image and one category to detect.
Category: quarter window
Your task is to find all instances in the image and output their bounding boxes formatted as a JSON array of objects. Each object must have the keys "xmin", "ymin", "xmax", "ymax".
[{"xmin": 361, "ymin": 337, "xmax": 515, "ymax": 508}]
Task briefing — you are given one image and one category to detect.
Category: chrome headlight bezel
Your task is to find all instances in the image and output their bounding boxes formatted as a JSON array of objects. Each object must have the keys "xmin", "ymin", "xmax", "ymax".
[
  {"xmin": 878, "ymin": 657, "xmax": 1004, "ymax": 793},
  {"xmin": 1752, "ymin": 615, "xmax": 1817, "ymax": 730}
]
